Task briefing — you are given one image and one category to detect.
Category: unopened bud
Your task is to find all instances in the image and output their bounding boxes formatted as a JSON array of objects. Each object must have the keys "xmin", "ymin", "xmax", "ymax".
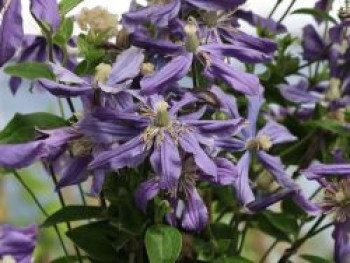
[
  {"xmin": 326, "ymin": 78, "xmax": 342, "ymax": 101},
  {"xmin": 155, "ymin": 100, "xmax": 170, "ymax": 127},
  {"xmin": 77, "ymin": 7, "xmax": 118, "ymax": 37},
  {"xmin": 141, "ymin": 63, "xmax": 155, "ymax": 75},
  {"xmin": 184, "ymin": 18, "xmax": 199, "ymax": 53},
  {"xmin": 116, "ymin": 27, "xmax": 130, "ymax": 49},
  {"xmin": 94, "ymin": 63, "xmax": 112, "ymax": 84}
]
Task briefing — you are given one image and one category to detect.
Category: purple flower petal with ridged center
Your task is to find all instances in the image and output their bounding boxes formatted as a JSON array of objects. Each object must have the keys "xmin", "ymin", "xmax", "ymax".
[
  {"xmin": 140, "ymin": 53, "xmax": 193, "ymax": 95},
  {"xmin": 236, "ymin": 10, "xmax": 287, "ymax": 34},
  {"xmin": 200, "ymin": 43, "xmax": 272, "ymax": 63},
  {"xmin": 108, "ymin": 47, "xmax": 144, "ymax": 86},
  {"xmin": 0, "ymin": 224, "xmax": 37, "ymax": 262},
  {"xmin": 279, "ymin": 80, "xmax": 321, "ymax": 104},
  {"xmin": 234, "ymin": 152, "xmax": 255, "ymax": 205},
  {"xmin": 181, "ymin": 186, "xmax": 208, "ymax": 231},
  {"xmin": 203, "ymin": 55, "xmax": 260, "ymax": 96},
  {"xmin": 135, "ymin": 178, "xmax": 160, "ymax": 212},
  {"xmin": 247, "ymin": 188, "xmax": 295, "ymax": 213},
  {"xmin": 179, "ymin": 132, "xmax": 217, "ymax": 177},
  {"xmin": 202, "ymin": 157, "xmax": 237, "ymax": 185},
  {"xmin": 302, "ymin": 25, "xmax": 327, "ymax": 61},
  {"xmin": 122, "ymin": 0, "xmax": 180, "ymax": 32},
  {"xmin": 76, "ymin": 113, "xmax": 142, "ymax": 144},
  {"xmin": 219, "ymin": 29, "xmax": 277, "ymax": 55},
  {"xmin": 0, "ymin": 141, "xmax": 44, "ymax": 169},
  {"xmin": 90, "ymin": 169, "xmax": 105, "ymax": 196},
  {"xmin": 210, "ymin": 85, "xmax": 239, "ymax": 119},
  {"xmin": 131, "ymin": 30, "xmax": 184, "ymax": 56},
  {"xmin": 183, "ymin": 118, "xmax": 246, "ymax": 137},
  {"xmin": 30, "ymin": 0, "xmax": 60, "ymax": 31},
  {"xmin": 257, "ymin": 120, "xmax": 297, "ymax": 145},
  {"xmin": 89, "ymin": 137, "xmax": 149, "ymax": 170},
  {"xmin": 302, "ymin": 162, "xmax": 350, "ymax": 180},
  {"xmin": 0, "ymin": 0, "xmax": 23, "ymax": 67},
  {"xmin": 56, "ymin": 156, "xmax": 91, "ymax": 190},
  {"xmin": 185, "ymin": 0, "xmax": 245, "ymax": 11},
  {"xmin": 150, "ymin": 134, "xmax": 181, "ymax": 189},
  {"xmin": 35, "ymin": 79, "xmax": 92, "ymax": 97}
]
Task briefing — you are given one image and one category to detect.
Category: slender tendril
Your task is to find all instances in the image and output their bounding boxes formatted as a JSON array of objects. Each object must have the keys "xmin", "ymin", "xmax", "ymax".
[
  {"xmin": 48, "ymin": 165, "xmax": 84, "ymax": 263},
  {"xmin": 13, "ymin": 170, "xmax": 69, "ymax": 256},
  {"xmin": 278, "ymin": 0, "xmax": 297, "ymax": 23}
]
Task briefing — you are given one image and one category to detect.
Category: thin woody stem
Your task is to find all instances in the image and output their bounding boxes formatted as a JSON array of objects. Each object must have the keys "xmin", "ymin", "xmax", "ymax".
[
  {"xmin": 48, "ymin": 165, "xmax": 84, "ymax": 263},
  {"xmin": 13, "ymin": 170, "xmax": 69, "ymax": 256}
]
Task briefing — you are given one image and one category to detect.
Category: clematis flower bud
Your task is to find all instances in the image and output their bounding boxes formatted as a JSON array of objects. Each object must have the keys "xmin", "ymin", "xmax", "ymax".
[
  {"xmin": 77, "ymin": 7, "xmax": 118, "ymax": 36},
  {"xmin": 94, "ymin": 63, "xmax": 112, "ymax": 84}
]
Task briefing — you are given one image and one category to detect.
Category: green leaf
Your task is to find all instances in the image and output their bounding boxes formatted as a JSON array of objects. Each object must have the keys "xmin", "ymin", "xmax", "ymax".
[
  {"xmin": 292, "ymin": 8, "xmax": 337, "ymax": 24},
  {"xmin": 66, "ymin": 222, "xmax": 122, "ymax": 262},
  {"xmin": 53, "ymin": 17, "xmax": 74, "ymax": 46},
  {"xmin": 262, "ymin": 211, "xmax": 299, "ymax": 236},
  {"xmin": 145, "ymin": 225, "xmax": 182, "ymax": 263},
  {"xmin": 4, "ymin": 62, "xmax": 54, "ymax": 80},
  {"xmin": 213, "ymin": 255, "xmax": 253, "ymax": 263},
  {"xmin": 0, "ymin": 112, "xmax": 68, "ymax": 144},
  {"xmin": 41, "ymin": 206, "xmax": 105, "ymax": 227},
  {"xmin": 305, "ymin": 119, "xmax": 350, "ymax": 137},
  {"xmin": 59, "ymin": 0, "xmax": 84, "ymax": 15},
  {"xmin": 51, "ymin": 256, "xmax": 88, "ymax": 263},
  {"xmin": 301, "ymin": 255, "xmax": 331, "ymax": 263}
]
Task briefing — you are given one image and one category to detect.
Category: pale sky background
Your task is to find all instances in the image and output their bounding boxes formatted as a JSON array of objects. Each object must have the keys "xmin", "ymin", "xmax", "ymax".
[{"xmin": 0, "ymin": 1, "xmax": 343, "ymax": 260}]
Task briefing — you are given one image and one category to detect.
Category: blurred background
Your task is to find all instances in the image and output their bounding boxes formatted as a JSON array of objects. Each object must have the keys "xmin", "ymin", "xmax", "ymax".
[{"xmin": 0, "ymin": 0, "xmax": 344, "ymax": 261}]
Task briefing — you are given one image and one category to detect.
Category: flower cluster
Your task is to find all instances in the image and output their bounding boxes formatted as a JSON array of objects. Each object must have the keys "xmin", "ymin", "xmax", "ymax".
[{"xmin": 1, "ymin": 0, "xmax": 350, "ymax": 262}]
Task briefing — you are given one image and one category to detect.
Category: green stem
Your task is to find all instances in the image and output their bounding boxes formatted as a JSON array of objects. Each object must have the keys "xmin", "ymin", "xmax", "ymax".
[
  {"xmin": 278, "ymin": 216, "xmax": 329, "ymax": 263},
  {"xmin": 259, "ymin": 240, "xmax": 278, "ymax": 263},
  {"xmin": 48, "ymin": 165, "xmax": 84, "ymax": 263},
  {"xmin": 278, "ymin": 0, "xmax": 297, "ymax": 23},
  {"xmin": 269, "ymin": 0, "xmax": 283, "ymax": 18},
  {"xmin": 13, "ymin": 171, "xmax": 69, "ymax": 256}
]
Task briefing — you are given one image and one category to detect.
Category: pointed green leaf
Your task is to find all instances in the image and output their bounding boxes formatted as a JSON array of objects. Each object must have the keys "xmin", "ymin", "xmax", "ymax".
[
  {"xmin": 41, "ymin": 206, "xmax": 105, "ymax": 227},
  {"xmin": 0, "ymin": 112, "xmax": 68, "ymax": 144},
  {"xmin": 145, "ymin": 225, "xmax": 182, "ymax": 263},
  {"xmin": 4, "ymin": 62, "xmax": 54, "ymax": 80}
]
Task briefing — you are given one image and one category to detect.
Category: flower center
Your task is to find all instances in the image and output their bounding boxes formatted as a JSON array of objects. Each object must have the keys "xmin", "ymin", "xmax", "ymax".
[
  {"xmin": 326, "ymin": 77, "xmax": 342, "ymax": 101},
  {"xmin": 246, "ymin": 135, "xmax": 272, "ymax": 151},
  {"xmin": 323, "ymin": 180, "xmax": 350, "ymax": 222},
  {"xmin": 94, "ymin": 63, "xmax": 112, "ymax": 84},
  {"xmin": 140, "ymin": 101, "xmax": 189, "ymax": 149},
  {"xmin": 184, "ymin": 18, "xmax": 200, "ymax": 53},
  {"xmin": 155, "ymin": 100, "xmax": 170, "ymax": 127}
]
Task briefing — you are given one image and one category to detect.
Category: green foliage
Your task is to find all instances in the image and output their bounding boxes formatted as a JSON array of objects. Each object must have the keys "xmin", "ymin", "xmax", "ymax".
[
  {"xmin": 41, "ymin": 206, "xmax": 106, "ymax": 227},
  {"xmin": 4, "ymin": 62, "xmax": 54, "ymax": 80},
  {"xmin": 145, "ymin": 225, "xmax": 182, "ymax": 263},
  {"xmin": 53, "ymin": 17, "xmax": 74, "ymax": 46},
  {"xmin": 66, "ymin": 221, "xmax": 127, "ymax": 262},
  {"xmin": 0, "ymin": 112, "xmax": 68, "ymax": 144},
  {"xmin": 292, "ymin": 8, "xmax": 337, "ymax": 24},
  {"xmin": 213, "ymin": 255, "xmax": 253, "ymax": 263},
  {"xmin": 254, "ymin": 211, "xmax": 299, "ymax": 242},
  {"xmin": 301, "ymin": 255, "xmax": 332, "ymax": 263},
  {"xmin": 59, "ymin": 0, "xmax": 85, "ymax": 15}
]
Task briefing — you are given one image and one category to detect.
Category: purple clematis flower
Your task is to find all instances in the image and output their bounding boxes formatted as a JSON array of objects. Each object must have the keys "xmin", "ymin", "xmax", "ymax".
[
  {"xmin": 235, "ymin": 10, "xmax": 287, "ymax": 34},
  {"xmin": 86, "ymin": 93, "xmax": 245, "ymax": 190},
  {"xmin": 9, "ymin": 36, "xmax": 77, "ymax": 94},
  {"xmin": 302, "ymin": 25, "xmax": 328, "ymax": 61},
  {"xmin": 0, "ymin": 224, "xmax": 37, "ymax": 263},
  {"xmin": 135, "ymin": 154, "xmax": 237, "ymax": 231},
  {"xmin": 302, "ymin": 152, "xmax": 350, "ymax": 263},
  {"xmin": 134, "ymin": 20, "xmax": 262, "ymax": 96},
  {"xmin": 0, "ymin": 0, "xmax": 23, "ymax": 67},
  {"xmin": 214, "ymin": 91, "xmax": 319, "ymax": 214},
  {"xmin": 36, "ymin": 47, "xmax": 144, "ymax": 97}
]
